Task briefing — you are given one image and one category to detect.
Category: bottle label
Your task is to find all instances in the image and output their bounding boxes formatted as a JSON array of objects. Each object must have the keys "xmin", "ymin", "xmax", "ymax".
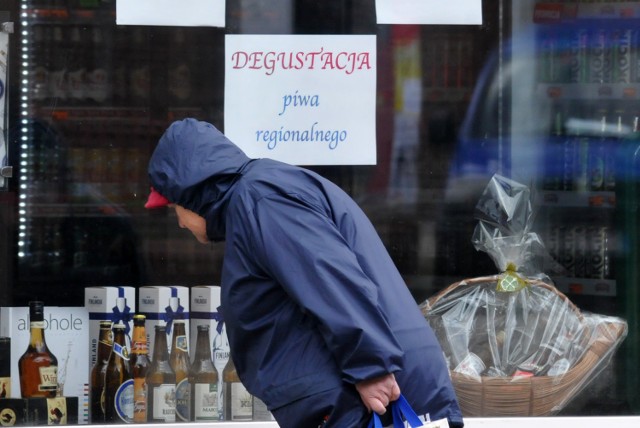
[
  {"xmin": 151, "ymin": 384, "xmax": 176, "ymax": 422},
  {"xmin": 46, "ymin": 396, "xmax": 68, "ymax": 425},
  {"xmin": 174, "ymin": 335, "xmax": 188, "ymax": 352},
  {"xmin": 30, "ymin": 321, "xmax": 45, "ymax": 329},
  {"xmin": 175, "ymin": 378, "xmax": 190, "ymax": 422},
  {"xmin": 38, "ymin": 366, "xmax": 58, "ymax": 392},
  {"xmin": 133, "ymin": 378, "xmax": 147, "ymax": 423},
  {"xmin": 230, "ymin": 383, "xmax": 252, "ymax": 421},
  {"xmin": 114, "ymin": 379, "xmax": 134, "ymax": 423},
  {"xmin": 193, "ymin": 383, "xmax": 219, "ymax": 421},
  {"xmin": 113, "ymin": 342, "xmax": 130, "ymax": 361},
  {"xmin": 0, "ymin": 378, "xmax": 11, "ymax": 398}
]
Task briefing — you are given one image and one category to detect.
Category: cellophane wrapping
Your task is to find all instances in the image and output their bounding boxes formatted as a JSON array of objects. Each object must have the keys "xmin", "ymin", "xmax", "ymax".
[{"xmin": 421, "ymin": 175, "xmax": 627, "ymax": 415}]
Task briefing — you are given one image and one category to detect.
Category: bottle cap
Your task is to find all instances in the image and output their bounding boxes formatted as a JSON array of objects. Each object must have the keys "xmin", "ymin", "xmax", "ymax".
[{"xmin": 28, "ymin": 301, "xmax": 45, "ymax": 321}]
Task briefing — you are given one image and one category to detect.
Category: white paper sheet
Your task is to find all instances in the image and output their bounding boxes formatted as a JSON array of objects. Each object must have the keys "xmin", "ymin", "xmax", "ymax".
[
  {"xmin": 375, "ymin": 0, "xmax": 483, "ymax": 25},
  {"xmin": 224, "ymin": 35, "xmax": 377, "ymax": 166},
  {"xmin": 116, "ymin": 0, "xmax": 225, "ymax": 27}
]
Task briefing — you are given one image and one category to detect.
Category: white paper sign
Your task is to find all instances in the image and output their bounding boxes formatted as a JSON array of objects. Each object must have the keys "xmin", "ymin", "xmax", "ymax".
[
  {"xmin": 225, "ymin": 35, "xmax": 377, "ymax": 165},
  {"xmin": 116, "ymin": 0, "xmax": 225, "ymax": 27},
  {"xmin": 375, "ymin": 0, "xmax": 483, "ymax": 25}
]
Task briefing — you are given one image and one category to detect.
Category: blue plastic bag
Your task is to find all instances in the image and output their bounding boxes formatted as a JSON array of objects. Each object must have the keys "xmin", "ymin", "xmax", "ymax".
[{"xmin": 367, "ymin": 395, "xmax": 423, "ymax": 428}]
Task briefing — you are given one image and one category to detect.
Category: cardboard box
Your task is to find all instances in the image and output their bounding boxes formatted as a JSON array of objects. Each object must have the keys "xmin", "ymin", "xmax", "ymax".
[
  {"xmin": 138, "ymin": 286, "xmax": 189, "ymax": 357},
  {"xmin": 84, "ymin": 286, "xmax": 136, "ymax": 369},
  {"xmin": 0, "ymin": 307, "xmax": 89, "ymax": 424},
  {"xmin": 0, "ymin": 397, "xmax": 78, "ymax": 426},
  {"xmin": 26, "ymin": 397, "xmax": 78, "ymax": 425},
  {"xmin": 0, "ymin": 398, "xmax": 27, "ymax": 426},
  {"xmin": 189, "ymin": 285, "xmax": 229, "ymax": 418}
]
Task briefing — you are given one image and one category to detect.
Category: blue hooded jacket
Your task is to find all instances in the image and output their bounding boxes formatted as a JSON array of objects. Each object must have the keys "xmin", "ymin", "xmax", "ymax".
[{"xmin": 148, "ymin": 119, "xmax": 463, "ymax": 426}]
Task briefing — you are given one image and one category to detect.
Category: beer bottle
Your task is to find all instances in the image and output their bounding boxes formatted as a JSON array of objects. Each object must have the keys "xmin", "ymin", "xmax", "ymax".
[
  {"xmin": 90, "ymin": 320, "xmax": 113, "ymax": 422},
  {"xmin": 104, "ymin": 323, "xmax": 134, "ymax": 423},
  {"xmin": 223, "ymin": 355, "xmax": 252, "ymax": 421},
  {"xmin": 189, "ymin": 325, "xmax": 220, "ymax": 421},
  {"xmin": 146, "ymin": 325, "xmax": 176, "ymax": 423},
  {"xmin": 170, "ymin": 320, "xmax": 191, "ymax": 421},
  {"xmin": 18, "ymin": 301, "xmax": 59, "ymax": 398},
  {"xmin": 131, "ymin": 315, "xmax": 150, "ymax": 423}
]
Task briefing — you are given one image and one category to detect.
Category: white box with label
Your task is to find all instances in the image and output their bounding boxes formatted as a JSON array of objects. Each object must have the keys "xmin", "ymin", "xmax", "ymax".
[
  {"xmin": 190, "ymin": 285, "xmax": 229, "ymax": 418},
  {"xmin": 0, "ymin": 306, "xmax": 89, "ymax": 424},
  {"xmin": 138, "ymin": 286, "xmax": 190, "ymax": 357},
  {"xmin": 84, "ymin": 286, "xmax": 136, "ymax": 369}
]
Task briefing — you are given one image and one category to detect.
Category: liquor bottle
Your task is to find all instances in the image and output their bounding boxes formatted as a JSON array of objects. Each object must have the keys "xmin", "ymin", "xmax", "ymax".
[
  {"xmin": 589, "ymin": 111, "xmax": 608, "ymax": 191},
  {"xmin": 146, "ymin": 325, "xmax": 176, "ymax": 423},
  {"xmin": 129, "ymin": 28, "xmax": 151, "ymax": 107},
  {"xmin": 170, "ymin": 320, "xmax": 191, "ymax": 422},
  {"xmin": 104, "ymin": 323, "xmax": 134, "ymax": 423},
  {"xmin": 223, "ymin": 355, "xmax": 252, "ymax": 421},
  {"xmin": 90, "ymin": 320, "xmax": 113, "ymax": 423},
  {"xmin": 189, "ymin": 325, "xmax": 220, "ymax": 421},
  {"xmin": 18, "ymin": 301, "xmax": 59, "ymax": 398},
  {"xmin": 131, "ymin": 315, "xmax": 151, "ymax": 424}
]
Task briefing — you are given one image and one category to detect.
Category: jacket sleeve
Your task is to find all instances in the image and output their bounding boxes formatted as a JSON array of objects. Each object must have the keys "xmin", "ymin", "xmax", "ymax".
[{"xmin": 241, "ymin": 194, "xmax": 405, "ymax": 384}]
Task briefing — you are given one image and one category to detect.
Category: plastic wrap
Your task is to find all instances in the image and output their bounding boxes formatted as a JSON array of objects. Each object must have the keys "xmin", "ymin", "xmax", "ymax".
[{"xmin": 422, "ymin": 175, "xmax": 627, "ymax": 416}]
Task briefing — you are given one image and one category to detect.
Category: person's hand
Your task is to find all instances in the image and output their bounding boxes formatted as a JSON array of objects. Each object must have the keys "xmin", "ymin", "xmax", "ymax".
[{"xmin": 355, "ymin": 373, "xmax": 401, "ymax": 415}]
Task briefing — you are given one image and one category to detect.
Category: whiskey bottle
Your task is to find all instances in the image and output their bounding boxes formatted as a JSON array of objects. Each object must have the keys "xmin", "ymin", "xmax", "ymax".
[
  {"xmin": 170, "ymin": 320, "xmax": 191, "ymax": 422},
  {"xmin": 146, "ymin": 325, "xmax": 176, "ymax": 423},
  {"xmin": 189, "ymin": 325, "xmax": 219, "ymax": 421},
  {"xmin": 18, "ymin": 301, "xmax": 59, "ymax": 398},
  {"xmin": 131, "ymin": 315, "xmax": 150, "ymax": 423},
  {"xmin": 90, "ymin": 320, "xmax": 113, "ymax": 422},
  {"xmin": 104, "ymin": 323, "xmax": 133, "ymax": 423},
  {"xmin": 223, "ymin": 355, "xmax": 252, "ymax": 421}
]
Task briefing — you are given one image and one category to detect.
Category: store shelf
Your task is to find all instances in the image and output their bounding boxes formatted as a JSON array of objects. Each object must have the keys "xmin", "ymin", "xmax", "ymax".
[
  {"xmin": 554, "ymin": 276, "xmax": 617, "ymax": 297},
  {"xmin": 539, "ymin": 190, "xmax": 616, "ymax": 208},
  {"xmin": 538, "ymin": 83, "xmax": 640, "ymax": 101}
]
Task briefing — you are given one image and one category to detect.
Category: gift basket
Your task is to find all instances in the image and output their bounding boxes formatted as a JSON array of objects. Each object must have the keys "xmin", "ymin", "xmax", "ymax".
[{"xmin": 421, "ymin": 175, "xmax": 628, "ymax": 417}]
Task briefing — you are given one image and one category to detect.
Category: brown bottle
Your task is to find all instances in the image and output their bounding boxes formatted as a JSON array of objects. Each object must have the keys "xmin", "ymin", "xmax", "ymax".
[
  {"xmin": 189, "ymin": 325, "xmax": 220, "ymax": 421},
  {"xmin": 18, "ymin": 301, "xmax": 59, "ymax": 398},
  {"xmin": 90, "ymin": 320, "xmax": 113, "ymax": 422},
  {"xmin": 170, "ymin": 320, "xmax": 191, "ymax": 421},
  {"xmin": 223, "ymin": 355, "xmax": 252, "ymax": 421},
  {"xmin": 131, "ymin": 315, "xmax": 150, "ymax": 423},
  {"xmin": 104, "ymin": 323, "xmax": 133, "ymax": 423},
  {"xmin": 146, "ymin": 325, "xmax": 176, "ymax": 423}
]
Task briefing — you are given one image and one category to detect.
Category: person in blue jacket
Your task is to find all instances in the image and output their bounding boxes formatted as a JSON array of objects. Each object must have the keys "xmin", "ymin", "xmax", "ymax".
[{"xmin": 145, "ymin": 118, "xmax": 464, "ymax": 428}]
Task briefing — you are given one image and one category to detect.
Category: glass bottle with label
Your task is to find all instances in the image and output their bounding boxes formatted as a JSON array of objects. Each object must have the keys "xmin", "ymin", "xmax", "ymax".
[
  {"xmin": 170, "ymin": 320, "xmax": 191, "ymax": 422},
  {"xmin": 18, "ymin": 301, "xmax": 59, "ymax": 398},
  {"xmin": 90, "ymin": 320, "xmax": 113, "ymax": 423},
  {"xmin": 104, "ymin": 323, "xmax": 133, "ymax": 423},
  {"xmin": 131, "ymin": 315, "xmax": 150, "ymax": 423},
  {"xmin": 189, "ymin": 325, "xmax": 219, "ymax": 421},
  {"xmin": 146, "ymin": 325, "xmax": 176, "ymax": 423},
  {"xmin": 223, "ymin": 355, "xmax": 252, "ymax": 421}
]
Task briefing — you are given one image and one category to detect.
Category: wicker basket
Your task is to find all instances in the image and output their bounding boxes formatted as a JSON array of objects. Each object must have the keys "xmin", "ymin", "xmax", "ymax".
[{"xmin": 422, "ymin": 276, "xmax": 627, "ymax": 417}]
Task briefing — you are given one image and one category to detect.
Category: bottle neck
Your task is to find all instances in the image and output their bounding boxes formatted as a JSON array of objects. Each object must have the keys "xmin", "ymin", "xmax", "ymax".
[
  {"xmin": 29, "ymin": 320, "xmax": 47, "ymax": 347},
  {"xmin": 194, "ymin": 332, "xmax": 212, "ymax": 361},
  {"xmin": 152, "ymin": 330, "xmax": 169, "ymax": 361},
  {"xmin": 96, "ymin": 329, "xmax": 112, "ymax": 361},
  {"xmin": 131, "ymin": 326, "xmax": 148, "ymax": 355}
]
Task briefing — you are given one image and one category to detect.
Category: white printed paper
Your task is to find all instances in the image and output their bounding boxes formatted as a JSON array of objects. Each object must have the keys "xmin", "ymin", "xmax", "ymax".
[
  {"xmin": 224, "ymin": 35, "xmax": 377, "ymax": 165},
  {"xmin": 116, "ymin": 0, "xmax": 225, "ymax": 27},
  {"xmin": 375, "ymin": 0, "xmax": 483, "ymax": 25}
]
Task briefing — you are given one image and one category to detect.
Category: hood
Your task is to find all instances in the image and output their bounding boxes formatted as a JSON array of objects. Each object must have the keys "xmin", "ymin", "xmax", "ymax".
[{"xmin": 148, "ymin": 118, "xmax": 251, "ymax": 240}]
